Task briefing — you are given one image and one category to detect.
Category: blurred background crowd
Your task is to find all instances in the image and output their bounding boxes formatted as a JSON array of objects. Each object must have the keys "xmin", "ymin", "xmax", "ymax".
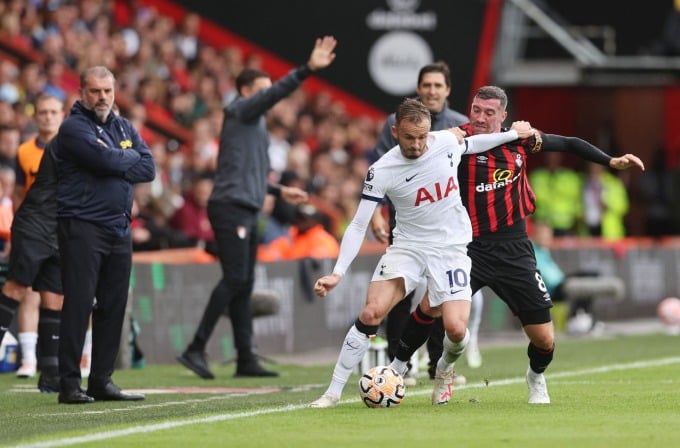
[{"xmin": 0, "ymin": 0, "xmax": 677, "ymax": 260}]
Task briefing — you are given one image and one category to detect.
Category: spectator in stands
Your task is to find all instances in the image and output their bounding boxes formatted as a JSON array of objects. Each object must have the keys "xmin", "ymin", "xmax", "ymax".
[
  {"xmin": 131, "ymin": 193, "xmax": 191, "ymax": 252},
  {"xmin": 529, "ymin": 152, "xmax": 583, "ymax": 236},
  {"xmin": 0, "ymin": 6, "xmax": 33, "ymax": 52},
  {"xmin": 258, "ymin": 203, "xmax": 339, "ymax": 262},
  {"xmin": 174, "ymin": 13, "xmax": 201, "ymax": 62},
  {"xmin": 145, "ymin": 140, "xmax": 183, "ymax": 217},
  {"xmin": 17, "ymin": 63, "xmax": 45, "ymax": 108},
  {"xmin": 42, "ymin": 59, "xmax": 67, "ymax": 102},
  {"xmin": 0, "ymin": 60, "xmax": 20, "ymax": 106},
  {"xmin": 20, "ymin": 2, "xmax": 46, "ymax": 50},
  {"xmin": 168, "ymin": 172, "xmax": 215, "ymax": 254},
  {"xmin": 285, "ymin": 141, "xmax": 312, "ymax": 181},
  {"xmin": 267, "ymin": 116, "xmax": 293, "ymax": 177},
  {"xmin": 180, "ymin": 117, "xmax": 218, "ymax": 190},
  {"xmin": 0, "ymin": 101, "xmax": 16, "ymax": 127},
  {"xmin": 127, "ymin": 102, "xmax": 155, "ymax": 147},
  {"xmin": 582, "ymin": 161, "xmax": 629, "ymax": 239},
  {"xmin": 261, "ymin": 170, "xmax": 307, "ymax": 244},
  {"xmin": 135, "ymin": 76, "xmax": 173, "ymax": 122},
  {"xmin": 0, "ymin": 124, "xmax": 20, "ymax": 168}
]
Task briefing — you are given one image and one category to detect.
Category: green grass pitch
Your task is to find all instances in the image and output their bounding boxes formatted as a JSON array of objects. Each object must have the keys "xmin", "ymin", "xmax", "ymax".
[{"xmin": 2, "ymin": 332, "xmax": 679, "ymax": 447}]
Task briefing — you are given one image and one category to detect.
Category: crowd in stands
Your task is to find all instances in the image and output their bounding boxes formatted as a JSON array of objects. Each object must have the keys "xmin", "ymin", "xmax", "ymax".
[
  {"xmin": 0, "ymin": 0, "xmax": 380, "ymax": 261},
  {"xmin": 0, "ymin": 0, "xmax": 674, "ymax": 261}
]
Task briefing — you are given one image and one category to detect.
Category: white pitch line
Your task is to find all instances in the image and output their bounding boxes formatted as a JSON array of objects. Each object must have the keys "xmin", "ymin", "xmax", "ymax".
[{"xmin": 10, "ymin": 356, "xmax": 680, "ymax": 448}]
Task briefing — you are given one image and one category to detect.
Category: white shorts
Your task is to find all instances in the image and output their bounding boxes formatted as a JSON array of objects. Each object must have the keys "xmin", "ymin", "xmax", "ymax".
[{"xmin": 371, "ymin": 243, "xmax": 472, "ymax": 307}]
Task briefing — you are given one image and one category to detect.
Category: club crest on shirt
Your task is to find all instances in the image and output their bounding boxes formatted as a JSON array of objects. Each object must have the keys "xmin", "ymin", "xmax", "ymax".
[
  {"xmin": 366, "ymin": 168, "xmax": 375, "ymax": 181},
  {"xmin": 514, "ymin": 153, "xmax": 523, "ymax": 168}
]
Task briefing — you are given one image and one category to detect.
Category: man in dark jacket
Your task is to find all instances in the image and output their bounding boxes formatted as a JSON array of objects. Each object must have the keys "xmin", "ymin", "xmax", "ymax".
[
  {"xmin": 177, "ymin": 36, "xmax": 336, "ymax": 379},
  {"xmin": 53, "ymin": 66, "xmax": 155, "ymax": 404}
]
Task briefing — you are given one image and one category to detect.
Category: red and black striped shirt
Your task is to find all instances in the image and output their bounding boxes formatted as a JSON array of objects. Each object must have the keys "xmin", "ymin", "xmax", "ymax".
[{"xmin": 459, "ymin": 123, "xmax": 543, "ymax": 239}]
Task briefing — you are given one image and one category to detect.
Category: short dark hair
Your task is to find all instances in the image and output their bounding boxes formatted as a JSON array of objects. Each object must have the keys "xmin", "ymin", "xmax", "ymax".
[
  {"xmin": 417, "ymin": 61, "xmax": 451, "ymax": 88},
  {"xmin": 395, "ymin": 97, "xmax": 431, "ymax": 126},
  {"xmin": 474, "ymin": 85, "xmax": 508, "ymax": 110},
  {"xmin": 80, "ymin": 66, "xmax": 115, "ymax": 90},
  {"xmin": 235, "ymin": 68, "xmax": 270, "ymax": 94}
]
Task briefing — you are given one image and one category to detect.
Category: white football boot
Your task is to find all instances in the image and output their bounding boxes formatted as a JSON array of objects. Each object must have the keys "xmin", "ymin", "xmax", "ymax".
[
  {"xmin": 309, "ymin": 393, "xmax": 340, "ymax": 408},
  {"xmin": 526, "ymin": 366, "xmax": 551, "ymax": 404},
  {"xmin": 431, "ymin": 368, "xmax": 454, "ymax": 405},
  {"xmin": 16, "ymin": 362, "xmax": 37, "ymax": 378}
]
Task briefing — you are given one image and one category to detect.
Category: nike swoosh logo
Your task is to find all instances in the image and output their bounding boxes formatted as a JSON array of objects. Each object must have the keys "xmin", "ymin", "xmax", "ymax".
[
  {"xmin": 450, "ymin": 289, "xmax": 464, "ymax": 295},
  {"xmin": 405, "ymin": 174, "xmax": 418, "ymax": 182},
  {"xmin": 0, "ymin": 326, "xmax": 7, "ymax": 332}
]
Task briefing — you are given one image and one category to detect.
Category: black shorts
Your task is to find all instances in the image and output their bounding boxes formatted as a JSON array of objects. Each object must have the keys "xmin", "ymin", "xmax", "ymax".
[
  {"xmin": 7, "ymin": 231, "xmax": 62, "ymax": 294},
  {"xmin": 468, "ymin": 237, "xmax": 552, "ymax": 324}
]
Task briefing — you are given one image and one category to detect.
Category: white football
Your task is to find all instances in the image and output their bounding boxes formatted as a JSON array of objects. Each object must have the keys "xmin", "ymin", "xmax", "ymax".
[
  {"xmin": 358, "ymin": 365, "xmax": 405, "ymax": 408},
  {"xmin": 657, "ymin": 297, "xmax": 680, "ymax": 327}
]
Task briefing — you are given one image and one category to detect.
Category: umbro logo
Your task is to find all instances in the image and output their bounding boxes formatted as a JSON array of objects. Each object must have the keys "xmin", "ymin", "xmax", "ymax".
[
  {"xmin": 476, "ymin": 155, "xmax": 488, "ymax": 163},
  {"xmin": 405, "ymin": 173, "xmax": 418, "ymax": 182}
]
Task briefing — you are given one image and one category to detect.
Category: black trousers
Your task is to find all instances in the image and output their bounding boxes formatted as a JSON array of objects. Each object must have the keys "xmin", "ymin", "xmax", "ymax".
[
  {"xmin": 57, "ymin": 218, "xmax": 132, "ymax": 391},
  {"xmin": 188, "ymin": 202, "xmax": 259, "ymax": 363}
]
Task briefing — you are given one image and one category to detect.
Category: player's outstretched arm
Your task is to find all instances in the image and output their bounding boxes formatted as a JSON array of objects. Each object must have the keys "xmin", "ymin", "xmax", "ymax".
[
  {"xmin": 314, "ymin": 273, "xmax": 341, "ymax": 297},
  {"xmin": 609, "ymin": 154, "xmax": 645, "ymax": 171},
  {"xmin": 307, "ymin": 36, "xmax": 337, "ymax": 71}
]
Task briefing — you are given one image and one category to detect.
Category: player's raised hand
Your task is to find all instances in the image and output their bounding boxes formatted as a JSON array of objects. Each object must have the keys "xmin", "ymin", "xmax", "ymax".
[
  {"xmin": 609, "ymin": 153, "xmax": 645, "ymax": 171},
  {"xmin": 314, "ymin": 273, "xmax": 341, "ymax": 297},
  {"xmin": 308, "ymin": 36, "xmax": 337, "ymax": 71}
]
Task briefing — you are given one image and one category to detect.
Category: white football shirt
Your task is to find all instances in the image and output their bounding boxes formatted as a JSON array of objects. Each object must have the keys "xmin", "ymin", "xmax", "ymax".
[{"xmin": 332, "ymin": 129, "xmax": 519, "ymax": 276}]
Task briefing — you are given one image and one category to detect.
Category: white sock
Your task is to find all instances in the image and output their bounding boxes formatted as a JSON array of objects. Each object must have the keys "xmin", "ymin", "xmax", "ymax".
[
  {"xmin": 436, "ymin": 328, "xmax": 470, "ymax": 372},
  {"xmin": 18, "ymin": 332, "xmax": 38, "ymax": 364},
  {"xmin": 325, "ymin": 325, "xmax": 370, "ymax": 398},
  {"xmin": 469, "ymin": 291, "xmax": 484, "ymax": 347}
]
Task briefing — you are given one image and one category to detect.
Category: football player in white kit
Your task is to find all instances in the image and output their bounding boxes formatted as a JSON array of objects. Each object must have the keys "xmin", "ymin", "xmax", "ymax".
[{"xmin": 310, "ymin": 98, "xmax": 534, "ymax": 408}]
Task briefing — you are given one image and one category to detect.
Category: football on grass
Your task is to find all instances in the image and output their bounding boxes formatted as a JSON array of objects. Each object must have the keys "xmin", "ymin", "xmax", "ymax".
[{"xmin": 358, "ymin": 365, "xmax": 405, "ymax": 408}]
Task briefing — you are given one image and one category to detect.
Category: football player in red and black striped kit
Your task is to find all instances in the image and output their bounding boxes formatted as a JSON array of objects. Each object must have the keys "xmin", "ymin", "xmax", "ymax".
[{"xmin": 379, "ymin": 85, "xmax": 644, "ymax": 403}]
